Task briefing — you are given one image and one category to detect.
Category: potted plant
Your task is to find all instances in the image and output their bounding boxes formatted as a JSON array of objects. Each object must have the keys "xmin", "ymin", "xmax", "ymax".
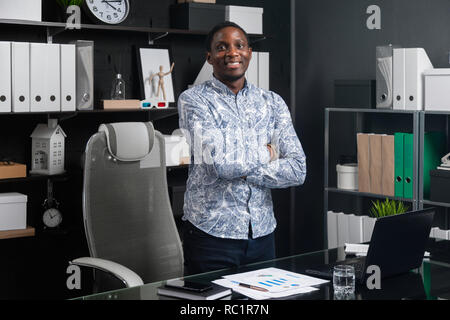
[
  {"xmin": 56, "ymin": 0, "xmax": 84, "ymax": 22},
  {"xmin": 369, "ymin": 198, "xmax": 409, "ymax": 218}
]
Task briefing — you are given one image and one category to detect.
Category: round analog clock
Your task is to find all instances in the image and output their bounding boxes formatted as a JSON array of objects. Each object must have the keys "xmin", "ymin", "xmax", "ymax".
[
  {"xmin": 83, "ymin": 0, "xmax": 130, "ymax": 25},
  {"xmin": 43, "ymin": 208, "xmax": 63, "ymax": 228}
]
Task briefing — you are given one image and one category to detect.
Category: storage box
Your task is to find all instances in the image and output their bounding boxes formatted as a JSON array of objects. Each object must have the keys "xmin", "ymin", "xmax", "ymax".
[
  {"xmin": 0, "ymin": 162, "xmax": 26, "ymax": 180},
  {"xmin": 430, "ymin": 169, "xmax": 450, "ymax": 203},
  {"xmin": 336, "ymin": 163, "xmax": 358, "ymax": 190},
  {"xmin": 170, "ymin": 3, "xmax": 225, "ymax": 31},
  {"xmin": 0, "ymin": 193, "xmax": 27, "ymax": 231},
  {"xmin": 225, "ymin": 6, "xmax": 263, "ymax": 34},
  {"xmin": 0, "ymin": 0, "xmax": 42, "ymax": 21},
  {"xmin": 424, "ymin": 69, "xmax": 450, "ymax": 111},
  {"xmin": 334, "ymin": 80, "xmax": 376, "ymax": 109}
]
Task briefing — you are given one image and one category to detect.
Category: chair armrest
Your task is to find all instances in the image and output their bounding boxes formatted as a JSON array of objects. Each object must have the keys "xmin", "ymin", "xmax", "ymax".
[{"xmin": 70, "ymin": 257, "xmax": 144, "ymax": 288}]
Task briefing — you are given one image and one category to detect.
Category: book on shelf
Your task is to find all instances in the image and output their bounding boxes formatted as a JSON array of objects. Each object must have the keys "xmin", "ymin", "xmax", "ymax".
[{"xmin": 157, "ymin": 282, "xmax": 231, "ymax": 300}]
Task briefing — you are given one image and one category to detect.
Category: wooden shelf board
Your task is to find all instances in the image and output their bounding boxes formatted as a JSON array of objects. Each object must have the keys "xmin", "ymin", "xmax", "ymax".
[{"xmin": 0, "ymin": 227, "xmax": 35, "ymax": 240}]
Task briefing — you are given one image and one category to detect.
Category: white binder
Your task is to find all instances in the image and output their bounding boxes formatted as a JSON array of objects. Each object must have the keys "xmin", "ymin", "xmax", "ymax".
[
  {"xmin": 0, "ymin": 41, "xmax": 12, "ymax": 113},
  {"xmin": 60, "ymin": 44, "xmax": 76, "ymax": 111},
  {"xmin": 336, "ymin": 212, "xmax": 350, "ymax": 247},
  {"xmin": 347, "ymin": 214, "xmax": 364, "ymax": 244},
  {"xmin": 246, "ymin": 51, "xmax": 258, "ymax": 86},
  {"xmin": 258, "ymin": 52, "xmax": 270, "ymax": 90},
  {"xmin": 393, "ymin": 48, "xmax": 405, "ymax": 110},
  {"xmin": 362, "ymin": 215, "xmax": 377, "ymax": 243},
  {"xmin": 404, "ymin": 48, "xmax": 433, "ymax": 110},
  {"xmin": 30, "ymin": 43, "xmax": 61, "ymax": 112},
  {"xmin": 327, "ymin": 211, "xmax": 338, "ymax": 249},
  {"xmin": 11, "ymin": 42, "xmax": 30, "ymax": 112}
]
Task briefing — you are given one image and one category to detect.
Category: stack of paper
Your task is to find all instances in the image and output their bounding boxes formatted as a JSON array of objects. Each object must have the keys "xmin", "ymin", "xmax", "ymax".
[{"xmin": 212, "ymin": 267, "xmax": 328, "ymax": 300}]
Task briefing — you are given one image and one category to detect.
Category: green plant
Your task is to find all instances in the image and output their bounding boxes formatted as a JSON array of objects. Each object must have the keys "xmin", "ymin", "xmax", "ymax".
[
  {"xmin": 369, "ymin": 198, "xmax": 409, "ymax": 218},
  {"xmin": 56, "ymin": 0, "xmax": 84, "ymax": 8}
]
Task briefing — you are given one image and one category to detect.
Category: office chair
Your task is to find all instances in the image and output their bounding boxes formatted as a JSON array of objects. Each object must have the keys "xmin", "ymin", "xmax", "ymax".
[{"xmin": 71, "ymin": 122, "xmax": 184, "ymax": 289}]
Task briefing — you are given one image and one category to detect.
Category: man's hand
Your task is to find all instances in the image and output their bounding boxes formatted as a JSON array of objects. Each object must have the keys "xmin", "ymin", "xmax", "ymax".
[{"xmin": 267, "ymin": 144, "xmax": 278, "ymax": 161}]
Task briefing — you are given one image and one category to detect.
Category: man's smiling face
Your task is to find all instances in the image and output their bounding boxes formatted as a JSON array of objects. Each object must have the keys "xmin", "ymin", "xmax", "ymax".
[{"xmin": 207, "ymin": 26, "xmax": 252, "ymax": 84}]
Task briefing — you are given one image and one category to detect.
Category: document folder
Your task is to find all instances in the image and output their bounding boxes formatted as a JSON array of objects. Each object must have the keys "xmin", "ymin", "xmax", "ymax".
[
  {"xmin": 403, "ymin": 133, "xmax": 414, "ymax": 199},
  {"xmin": 11, "ymin": 42, "xmax": 30, "ymax": 112},
  {"xmin": 246, "ymin": 51, "xmax": 258, "ymax": 86},
  {"xmin": 404, "ymin": 48, "xmax": 433, "ymax": 110},
  {"xmin": 327, "ymin": 211, "xmax": 338, "ymax": 249},
  {"xmin": 258, "ymin": 52, "xmax": 270, "ymax": 90},
  {"xmin": 30, "ymin": 43, "xmax": 61, "ymax": 112},
  {"xmin": 381, "ymin": 134, "xmax": 395, "ymax": 197},
  {"xmin": 369, "ymin": 134, "xmax": 382, "ymax": 195},
  {"xmin": 393, "ymin": 48, "xmax": 405, "ymax": 110},
  {"xmin": 348, "ymin": 214, "xmax": 364, "ymax": 244},
  {"xmin": 60, "ymin": 44, "xmax": 76, "ymax": 112},
  {"xmin": 376, "ymin": 45, "xmax": 399, "ymax": 109},
  {"xmin": 394, "ymin": 133, "xmax": 405, "ymax": 198},
  {"xmin": 0, "ymin": 41, "xmax": 12, "ymax": 113},
  {"xmin": 357, "ymin": 133, "xmax": 371, "ymax": 193},
  {"xmin": 393, "ymin": 48, "xmax": 433, "ymax": 111}
]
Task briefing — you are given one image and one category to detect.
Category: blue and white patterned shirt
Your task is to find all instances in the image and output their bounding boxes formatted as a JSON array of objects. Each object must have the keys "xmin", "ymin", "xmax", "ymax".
[{"xmin": 178, "ymin": 77, "xmax": 306, "ymax": 239}]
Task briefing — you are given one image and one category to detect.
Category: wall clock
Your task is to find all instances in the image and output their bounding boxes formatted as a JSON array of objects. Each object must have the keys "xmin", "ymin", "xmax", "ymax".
[{"xmin": 83, "ymin": 0, "xmax": 130, "ymax": 25}]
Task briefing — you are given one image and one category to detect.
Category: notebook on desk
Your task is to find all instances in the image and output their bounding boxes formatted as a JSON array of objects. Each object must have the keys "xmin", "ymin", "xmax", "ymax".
[{"xmin": 305, "ymin": 208, "xmax": 435, "ymax": 283}]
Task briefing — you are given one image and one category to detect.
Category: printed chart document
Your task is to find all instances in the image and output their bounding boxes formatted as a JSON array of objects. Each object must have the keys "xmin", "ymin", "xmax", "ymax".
[{"xmin": 213, "ymin": 267, "xmax": 328, "ymax": 300}]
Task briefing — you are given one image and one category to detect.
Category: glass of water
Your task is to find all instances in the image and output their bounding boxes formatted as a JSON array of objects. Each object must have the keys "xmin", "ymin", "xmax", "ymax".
[{"xmin": 333, "ymin": 265, "xmax": 355, "ymax": 300}]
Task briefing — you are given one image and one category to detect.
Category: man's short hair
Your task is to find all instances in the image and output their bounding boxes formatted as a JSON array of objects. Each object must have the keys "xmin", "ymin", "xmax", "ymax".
[{"xmin": 205, "ymin": 21, "xmax": 250, "ymax": 52}]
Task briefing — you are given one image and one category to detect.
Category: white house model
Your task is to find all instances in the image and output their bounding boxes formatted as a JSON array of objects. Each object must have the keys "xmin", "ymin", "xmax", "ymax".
[{"xmin": 30, "ymin": 119, "xmax": 66, "ymax": 175}]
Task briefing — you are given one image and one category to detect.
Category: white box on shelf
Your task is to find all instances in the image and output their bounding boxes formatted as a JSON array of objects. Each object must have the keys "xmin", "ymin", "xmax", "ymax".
[
  {"xmin": 225, "ymin": 5, "xmax": 263, "ymax": 34},
  {"xmin": 0, "ymin": 0, "xmax": 42, "ymax": 21},
  {"xmin": 424, "ymin": 69, "xmax": 450, "ymax": 111},
  {"xmin": 0, "ymin": 193, "xmax": 27, "ymax": 231},
  {"xmin": 336, "ymin": 163, "xmax": 358, "ymax": 190}
]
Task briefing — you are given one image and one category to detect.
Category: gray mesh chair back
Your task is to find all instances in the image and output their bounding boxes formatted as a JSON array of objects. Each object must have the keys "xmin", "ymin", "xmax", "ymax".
[{"xmin": 82, "ymin": 122, "xmax": 183, "ymax": 284}]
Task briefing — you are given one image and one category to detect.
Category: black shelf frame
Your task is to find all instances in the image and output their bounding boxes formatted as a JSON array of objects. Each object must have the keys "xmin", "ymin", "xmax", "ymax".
[{"xmin": 0, "ymin": 18, "xmax": 267, "ymax": 44}]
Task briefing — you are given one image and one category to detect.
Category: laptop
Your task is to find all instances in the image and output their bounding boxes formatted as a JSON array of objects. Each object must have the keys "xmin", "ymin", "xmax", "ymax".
[{"xmin": 305, "ymin": 208, "xmax": 435, "ymax": 283}]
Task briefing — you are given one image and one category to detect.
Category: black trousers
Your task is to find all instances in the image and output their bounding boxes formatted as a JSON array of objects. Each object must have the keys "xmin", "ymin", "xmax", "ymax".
[{"xmin": 182, "ymin": 221, "xmax": 276, "ymax": 276}]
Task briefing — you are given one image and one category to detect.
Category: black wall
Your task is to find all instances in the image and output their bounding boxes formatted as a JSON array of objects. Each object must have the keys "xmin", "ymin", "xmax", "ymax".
[{"xmin": 294, "ymin": 0, "xmax": 450, "ymax": 254}]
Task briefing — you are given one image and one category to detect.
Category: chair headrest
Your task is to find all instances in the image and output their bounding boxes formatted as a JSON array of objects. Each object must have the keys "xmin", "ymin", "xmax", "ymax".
[{"xmin": 98, "ymin": 122, "xmax": 155, "ymax": 161}]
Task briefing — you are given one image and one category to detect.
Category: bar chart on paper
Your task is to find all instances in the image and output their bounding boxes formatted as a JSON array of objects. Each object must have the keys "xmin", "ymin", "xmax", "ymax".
[{"xmin": 223, "ymin": 267, "xmax": 329, "ymax": 294}]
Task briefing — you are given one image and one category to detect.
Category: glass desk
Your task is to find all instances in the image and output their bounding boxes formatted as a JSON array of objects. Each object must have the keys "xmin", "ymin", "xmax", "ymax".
[{"xmin": 75, "ymin": 240, "xmax": 450, "ymax": 300}]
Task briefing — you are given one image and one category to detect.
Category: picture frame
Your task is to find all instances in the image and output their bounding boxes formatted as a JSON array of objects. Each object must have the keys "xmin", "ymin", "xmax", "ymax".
[{"xmin": 137, "ymin": 46, "xmax": 176, "ymax": 103}]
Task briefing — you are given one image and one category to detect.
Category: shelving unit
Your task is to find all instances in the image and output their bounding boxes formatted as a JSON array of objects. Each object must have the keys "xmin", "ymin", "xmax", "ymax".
[
  {"xmin": 324, "ymin": 107, "xmax": 420, "ymax": 247},
  {"xmin": 418, "ymin": 111, "xmax": 450, "ymax": 230},
  {"xmin": 0, "ymin": 18, "xmax": 267, "ymax": 44},
  {"xmin": 0, "ymin": 226, "xmax": 35, "ymax": 240}
]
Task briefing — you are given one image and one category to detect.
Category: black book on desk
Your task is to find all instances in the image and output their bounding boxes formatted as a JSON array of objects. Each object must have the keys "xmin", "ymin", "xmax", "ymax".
[{"xmin": 157, "ymin": 283, "xmax": 232, "ymax": 300}]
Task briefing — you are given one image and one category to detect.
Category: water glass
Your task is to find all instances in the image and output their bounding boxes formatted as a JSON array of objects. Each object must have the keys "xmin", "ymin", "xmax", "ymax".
[{"xmin": 333, "ymin": 265, "xmax": 355, "ymax": 299}]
